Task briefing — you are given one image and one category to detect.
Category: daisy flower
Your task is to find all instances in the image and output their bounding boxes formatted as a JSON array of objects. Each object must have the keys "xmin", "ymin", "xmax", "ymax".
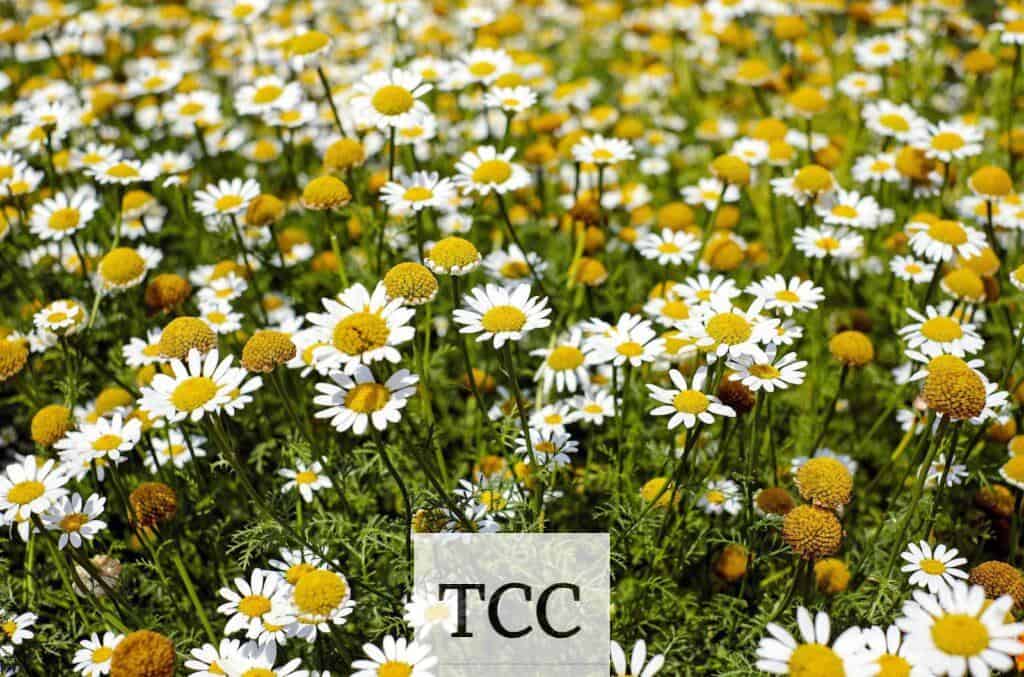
[
  {"xmin": 514, "ymin": 428, "xmax": 578, "ymax": 468},
  {"xmin": 87, "ymin": 159, "xmax": 157, "ymax": 186},
  {"xmin": 379, "ymin": 171, "xmax": 456, "ymax": 214},
  {"xmin": 200, "ymin": 302, "xmax": 244, "ymax": 335},
  {"xmin": 185, "ymin": 637, "xmax": 243, "ymax": 677},
  {"xmin": 912, "ymin": 121, "xmax": 984, "ymax": 164},
  {"xmin": 925, "ymin": 454, "xmax": 968, "ymax": 489},
  {"xmin": 648, "ymin": 367, "xmax": 735, "ymax": 430},
  {"xmin": 899, "ymin": 307, "xmax": 983, "ymax": 358},
  {"xmin": 571, "ymin": 388, "xmax": 616, "ymax": 425},
  {"xmin": 279, "ymin": 459, "xmax": 331, "ymax": 504},
  {"xmin": 140, "ymin": 349, "xmax": 258, "ymax": 424},
  {"xmin": 673, "ymin": 274, "xmax": 742, "ymax": 306},
  {"xmin": 862, "ymin": 99, "xmax": 925, "ymax": 143},
  {"xmin": 0, "ymin": 456, "xmax": 68, "ymax": 526},
  {"xmin": 351, "ymin": 69, "xmax": 432, "ymax": 130},
  {"xmin": 34, "ymin": 299, "xmax": 87, "ymax": 335},
  {"xmin": 313, "ymin": 367, "xmax": 419, "ymax": 435},
  {"xmin": 529, "ymin": 402, "xmax": 574, "ymax": 434},
  {"xmin": 194, "ymin": 178, "xmax": 261, "ymax": 219},
  {"xmin": 897, "ymin": 582, "xmax": 1024, "ymax": 676},
  {"xmin": 405, "ymin": 592, "xmax": 457, "ymax": 639},
  {"xmin": 483, "ymin": 245, "xmax": 548, "ymax": 287},
  {"xmin": 900, "ymin": 541, "xmax": 969, "ymax": 594},
  {"xmin": 906, "ymin": 218, "xmax": 986, "ymax": 262},
  {"xmin": 41, "ymin": 493, "xmax": 106, "ymax": 549},
  {"xmin": 890, "ymin": 256, "xmax": 935, "ymax": 284},
  {"xmin": 572, "ymin": 134, "xmax": 635, "ymax": 165},
  {"xmin": 453, "ymin": 283, "xmax": 551, "ymax": 349},
  {"xmin": 727, "ymin": 347, "xmax": 807, "ymax": 392},
  {"xmin": 29, "ymin": 188, "xmax": 99, "ymax": 241},
  {"xmin": 636, "ymin": 228, "xmax": 700, "ymax": 266},
  {"xmin": 683, "ymin": 297, "xmax": 778, "ymax": 362},
  {"xmin": 756, "ymin": 607, "xmax": 874, "ymax": 675},
  {"xmin": 792, "ymin": 225, "xmax": 863, "ymax": 260},
  {"xmin": 861, "ymin": 625, "xmax": 920, "ymax": 677},
  {"xmin": 0, "ymin": 611, "xmax": 36, "ymax": 656},
  {"xmin": 681, "ymin": 177, "xmax": 740, "ymax": 211},
  {"xmin": 223, "ymin": 641, "xmax": 306, "ymax": 677},
  {"xmin": 815, "ymin": 190, "xmax": 881, "ymax": 229},
  {"xmin": 235, "ymin": 76, "xmax": 303, "ymax": 116},
  {"xmin": 305, "ymin": 282, "xmax": 416, "ymax": 374},
  {"xmin": 147, "ymin": 430, "xmax": 206, "ymax": 471},
  {"xmin": 55, "ymin": 413, "xmax": 142, "ymax": 466},
  {"xmin": 453, "ymin": 145, "xmax": 531, "ymax": 196},
  {"xmin": 853, "ymin": 152, "xmax": 902, "ymax": 184},
  {"xmin": 855, "ymin": 35, "xmax": 907, "ymax": 69},
  {"xmin": 218, "ymin": 570, "xmax": 290, "ymax": 638},
  {"xmin": 531, "ymin": 328, "xmax": 589, "ymax": 394},
  {"xmin": 351, "ymin": 635, "xmax": 437, "ymax": 677},
  {"xmin": 279, "ymin": 567, "xmax": 356, "ymax": 642},
  {"xmin": 771, "ymin": 166, "xmax": 837, "ymax": 206},
  {"xmin": 610, "ymin": 639, "xmax": 665, "ymax": 677},
  {"xmin": 643, "ymin": 295, "xmax": 692, "ymax": 329},
  {"xmin": 698, "ymin": 479, "xmax": 742, "ymax": 516},
  {"xmin": 72, "ymin": 631, "xmax": 122, "ymax": 677},
  {"xmin": 483, "ymin": 86, "xmax": 537, "ymax": 113},
  {"xmin": 745, "ymin": 275, "xmax": 824, "ymax": 316},
  {"xmin": 449, "ymin": 48, "xmax": 514, "ymax": 87},
  {"xmin": 584, "ymin": 314, "xmax": 665, "ymax": 368}
]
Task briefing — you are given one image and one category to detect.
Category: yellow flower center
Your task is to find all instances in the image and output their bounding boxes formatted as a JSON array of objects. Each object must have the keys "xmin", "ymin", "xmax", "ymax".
[
  {"xmin": 293, "ymin": 569, "xmax": 347, "ymax": 616},
  {"xmin": 99, "ymin": 247, "xmax": 146, "ymax": 285},
  {"xmin": 179, "ymin": 102, "xmax": 203, "ymax": 116},
  {"xmin": 241, "ymin": 669, "xmax": 275, "ymax": 677},
  {"xmin": 8, "ymin": 480, "xmax": 45, "ymax": 505},
  {"xmin": 252, "ymin": 85, "xmax": 283, "ymax": 104},
  {"xmin": 481, "ymin": 305, "xmax": 527, "ymax": 333},
  {"xmin": 344, "ymin": 383, "xmax": 391, "ymax": 413},
  {"xmin": 289, "ymin": 30, "xmax": 329, "ymax": 55},
  {"xmin": 104, "ymin": 162, "xmax": 139, "ymax": 179},
  {"xmin": 919, "ymin": 558, "xmax": 947, "ymax": 575},
  {"xmin": 378, "ymin": 661, "xmax": 414, "ymax": 677},
  {"xmin": 48, "ymin": 207, "xmax": 80, "ymax": 231},
  {"xmin": 815, "ymin": 237, "xmax": 840, "ymax": 251},
  {"xmin": 830, "ymin": 205, "xmax": 858, "ymax": 219},
  {"xmin": 706, "ymin": 312, "xmax": 752, "ymax": 345},
  {"xmin": 170, "ymin": 376, "xmax": 218, "ymax": 412},
  {"xmin": 793, "ymin": 166, "xmax": 833, "ymax": 193},
  {"xmin": 927, "ymin": 220, "xmax": 967, "ymax": 245},
  {"xmin": 705, "ymin": 489, "xmax": 725, "ymax": 504},
  {"xmin": 92, "ymin": 646, "xmax": 113, "ymax": 663},
  {"xmin": 775, "ymin": 290, "xmax": 801, "ymax": 303},
  {"xmin": 673, "ymin": 389, "xmax": 709, "ymax": 414},
  {"xmin": 232, "ymin": 3, "xmax": 254, "ymax": 18},
  {"xmin": 1, "ymin": 621, "xmax": 15, "ymax": 638},
  {"xmin": 295, "ymin": 470, "xmax": 317, "ymax": 485},
  {"xmin": 469, "ymin": 61, "xmax": 496, "ymax": 77},
  {"xmin": 472, "ymin": 159, "xmax": 513, "ymax": 184},
  {"xmin": 661, "ymin": 300, "xmax": 689, "ymax": 320},
  {"xmin": 333, "ymin": 312, "xmax": 389, "ymax": 355},
  {"xmin": 657, "ymin": 241, "xmax": 681, "ymax": 254},
  {"xmin": 879, "ymin": 113, "xmax": 909, "ymax": 132},
  {"xmin": 499, "ymin": 260, "xmax": 530, "ymax": 279},
  {"xmin": 237, "ymin": 594, "xmax": 271, "ymax": 618},
  {"xmin": 930, "ymin": 614, "xmax": 989, "ymax": 657},
  {"xmin": 876, "ymin": 654, "xmax": 911, "ymax": 677},
  {"xmin": 92, "ymin": 434, "xmax": 123, "ymax": 451},
  {"xmin": 787, "ymin": 643, "xmax": 846, "ymax": 677},
  {"xmin": 285, "ymin": 562, "xmax": 316, "ymax": 585},
  {"xmin": 547, "ymin": 346, "xmax": 584, "ymax": 371},
  {"xmin": 371, "ymin": 85, "xmax": 415, "ymax": 115},
  {"xmin": 59, "ymin": 512, "xmax": 88, "ymax": 532},
  {"xmin": 931, "ymin": 132, "xmax": 964, "ymax": 152},
  {"xmin": 403, "ymin": 186, "xmax": 433, "ymax": 202},
  {"xmin": 616, "ymin": 341, "xmax": 644, "ymax": 357},
  {"xmin": 749, "ymin": 364, "xmax": 781, "ymax": 379},
  {"xmin": 214, "ymin": 195, "xmax": 244, "ymax": 212},
  {"xmin": 920, "ymin": 317, "xmax": 963, "ymax": 342}
]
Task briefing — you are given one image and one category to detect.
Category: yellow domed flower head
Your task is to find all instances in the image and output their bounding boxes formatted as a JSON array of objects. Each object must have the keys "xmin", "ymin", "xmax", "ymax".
[
  {"xmin": 31, "ymin": 404, "xmax": 72, "ymax": 447},
  {"xmin": 656, "ymin": 202, "xmax": 695, "ymax": 232},
  {"xmin": 960, "ymin": 247, "xmax": 1000, "ymax": 278},
  {"xmin": 98, "ymin": 247, "xmax": 149, "ymax": 291},
  {"xmin": 144, "ymin": 273, "xmax": 191, "ymax": 313},
  {"xmin": 425, "ymin": 236, "xmax": 482, "ymax": 276},
  {"xmin": 0, "ymin": 336, "xmax": 29, "ymax": 382},
  {"xmin": 383, "ymin": 262, "xmax": 439, "ymax": 305},
  {"xmin": 710, "ymin": 154, "xmax": 751, "ymax": 187},
  {"xmin": 241, "ymin": 330, "xmax": 296, "ymax": 372},
  {"xmin": 301, "ymin": 175, "xmax": 351, "ymax": 211},
  {"xmin": 968, "ymin": 166, "xmax": 1013, "ymax": 199},
  {"xmin": 292, "ymin": 568, "xmax": 352, "ymax": 620},
  {"xmin": 793, "ymin": 164, "xmax": 835, "ymax": 195},
  {"xmin": 813, "ymin": 558, "xmax": 851, "ymax": 595},
  {"xmin": 110, "ymin": 629, "xmax": 175, "ymax": 677},
  {"xmin": 714, "ymin": 544, "xmax": 750, "ymax": 582},
  {"xmin": 787, "ymin": 86, "xmax": 828, "ymax": 118},
  {"xmin": 782, "ymin": 505, "xmax": 843, "ymax": 559},
  {"xmin": 94, "ymin": 387, "xmax": 134, "ymax": 418},
  {"xmin": 129, "ymin": 482, "xmax": 178, "ymax": 528},
  {"xmin": 639, "ymin": 477, "xmax": 677, "ymax": 509},
  {"xmin": 570, "ymin": 257, "xmax": 609, "ymax": 287},
  {"xmin": 941, "ymin": 267, "xmax": 986, "ymax": 303},
  {"xmin": 755, "ymin": 487, "xmax": 796, "ymax": 516},
  {"xmin": 1000, "ymin": 455, "xmax": 1024, "ymax": 490},
  {"xmin": 828, "ymin": 330, "xmax": 874, "ymax": 367},
  {"xmin": 324, "ymin": 138, "xmax": 365, "ymax": 172},
  {"xmin": 921, "ymin": 356, "xmax": 987, "ymax": 421},
  {"xmin": 969, "ymin": 561, "xmax": 1024, "ymax": 610},
  {"xmin": 245, "ymin": 193, "xmax": 285, "ymax": 227},
  {"xmin": 158, "ymin": 317, "xmax": 216, "ymax": 360},
  {"xmin": 975, "ymin": 484, "xmax": 1015, "ymax": 519},
  {"xmin": 1010, "ymin": 435, "xmax": 1024, "ymax": 456},
  {"xmin": 733, "ymin": 57, "xmax": 773, "ymax": 86},
  {"xmin": 795, "ymin": 457, "xmax": 853, "ymax": 510}
]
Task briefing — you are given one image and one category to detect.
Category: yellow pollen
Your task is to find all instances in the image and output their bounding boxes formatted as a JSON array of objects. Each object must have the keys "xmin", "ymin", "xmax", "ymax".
[
  {"xmin": 403, "ymin": 186, "xmax": 433, "ymax": 202},
  {"xmin": 931, "ymin": 132, "xmax": 964, "ymax": 152},
  {"xmin": 830, "ymin": 205, "xmax": 858, "ymax": 219},
  {"xmin": 289, "ymin": 30, "xmax": 329, "ymax": 55},
  {"xmin": 472, "ymin": 159, "xmax": 512, "ymax": 184},
  {"xmin": 876, "ymin": 653, "xmax": 911, "ymax": 677},
  {"xmin": 919, "ymin": 558, "xmax": 946, "ymax": 575},
  {"xmin": 169, "ymin": 376, "xmax": 218, "ymax": 412},
  {"xmin": 920, "ymin": 317, "xmax": 963, "ymax": 342},
  {"xmin": 927, "ymin": 220, "xmax": 967, "ymax": 245},
  {"xmin": 295, "ymin": 470, "xmax": 317, "ymax": 485},
  {"xmin": 8, "ymin": 480, "xmax": 45, "ymax": 505},
  {"xmin": 59, "ymin": 512, "xmax": 88, "ymax": 532},
  {"xmin": 658, "ymin": 242, "xmax": 681, "ymax": 254},
  {"xmin": 673, "ymin": 389, "xmax": 709, "ymax": 414},
  {"xmin": 241, "ymin": 669, "xmax": 275, "ymax": 677},
  {"xmin": 616, "ymin": 341, "xmax": 644, "ymax": 357},
  {"xmin": 499, "ymin": 260, "xmax": 530, "ymax": 278},
  {"xmin": 333, "ymin": 312, "xmax": 389, "ymax": 355},
  {"xmin": 815, "ymin": 237, "xmax": 840, "ymax": 251},
  {"xmin": 547, "ymin": 346, "xmax": 584, "ymax": 371},
  {"xmin": 344, "ymin": 383, "xmax": 391, "ymax": 413},
  {"xmin": 48, "ymin": 207, "xmax": 80, "ymax": 231},
  {"xmin": 371, "ymin": 85, "xmax": 415, "ymax": 116},
  {"xmin": 481, "ymin": 305, "xmax": 527, "ymax": 333},
  {"xmin": 787, "ymin": 643, "xmax": 845, "ymax": 677},
  {"xmin": 237, "ymin": 594, "xmax": 271, "ymax": 618},
  {"xmin": 930, "ymin": 614, "xmax": 989, "ymax": 657},
  {"xmin": 661, "ymin": 300, "xmax": 689, "ymax": 319},
  {"xmin": 749, "ymin": 364, "xmax": 781, "ymax": 379},
  {"xmin": 285, "ymin": 562, "xmax": 316, "ymax": 585},
  {"xmin": 252, "ymin": 85, "xmax": 283, "ymax": 104},
  {"xmin": 91, "ymin": 646, "xmax": 113, "ymax": 663},
  {"xmin": 378, "ymin": 661, "xmax": 414, "ymax": 677},
  {"xmin": 92, "ymin": 434, "xmax": 123, "ymax": 451},
  {"xmin": 775, "ymin": 290, "xmax": 801, "ymax": 303},
  {"xmin": 214, "ymin": 195, "xmax": 244, "ymax": 212},
  {"xmin": 879, "ymin": 113, "xmax": 909, "ymax": 132},
  {"xmin": 179, "ymin": 102, "xmax": 203, "ymax": 116},
  {"xmin": 706, "ymin": 490, "xmax": 725, "ymax": 504},
  {"xmin": 469, "ymin": 61, "xmax": 496, "ymax": 77},
  {"xmin": 706, "ymin": 312, "xmax": 752, "ymax": 345},
  {"xmin": 104, "ymin": 162, "xmax": 139, "ymax": 179},
  {"xmin": 293, "ymin": 569, "xmax": 347, "ymax": 616}
]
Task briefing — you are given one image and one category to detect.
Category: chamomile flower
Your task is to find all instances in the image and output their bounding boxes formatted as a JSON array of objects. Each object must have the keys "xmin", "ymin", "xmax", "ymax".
[
  {"xmin": 351, "ymin": 636, "xmax": 437, "ymax": 677},
  {"xmin": 899, "ymin": 307, "xmax": 983, "ymax": 357},
  {"xmin": 279, "ymin": 460, "xmax": 331, "ymax": 504},
  {"xmin": 218, "ymin": 570, "xmax": 290, "ymax": 638},
  {"xmin": 0, "ymin": 456, "xmax": 68, "ymax": 525},
  {"xmin": 514, "ymin": 428, "xmax": 578, "ymax": 468},
  {"xmin": 636, "ymin": 228, "xmax": 700, "ymax": 266},
  {"xmin": 453, "ymin": 283, "xmax": 551, "ymax": 349},
  {"xmin": 727, "ymin": 347, "xmax": 807, "ymax": 392},
  {"xmin": 792, "ymin": 225, "xmax": 863, "ymax": 260},
  {"xmin": 756, "ymin": 607, "xmax": 874, "ymax": 675},
  {"xmin": 572, "ymin": 135, "xmax": 635, "ymax": 165},
  {"xmin": 648, "ymin": 367, "xmax": 735, "ymax": 430},
  {"xmin": 351, "ymin": 69, "xmax": 432, "ymax": 130},
  {"xmin": 379, "ymin": 171, "xmax": 456, "ymax": 214},
  {"xmin": 584, "ymin": 313, "xmax": 665, "ymax": 367},
  {"xmin": 907, "ymin": 218, "xmax": 986, "ymax": 262},
  {"xmin": 185, "ymin": 638, "xmax": 243, "ymax": 677},
  {"xmin": 900, "ymin": 541, "xmax": 969, "ymax": 594},
  {"xmin": 222, "ymin": 641, "xmax": 307, "ymax": 677},
  {"xmin": 405, "ymin": 592, "xmax": 457, "ymax": 639},
  {"xmin": 29, "ymin": 188, "xmax": 99, "ymax": 241},
  {"xmin": 681, "ymin": 177, "xmax": 740, "ymax": 210},
  {"xmin": 684, "ymin": 297, "xmax": 778, "ymax": 361},
  {"xmin": 483, "ymin": 86, "xmax": 537, "ymax": 113},
  {"xmin": 147, "ymin": 430, "xmax": 206, "ymax": 471},
  {"xmin": 88, "ymin": 159, "xmax": 157, "ymax": 186},
  {"xmin": 815, "ymin": 190, "xmax": 881, "ymax": 229},
  {"xmin": 453, "ymin": 145, "xmax": 531, "ymax": 196},
  {"xmin": 0, "ymin": 611, "xmax": 36, "ymax": 656},
  {"xmin": 610, "ymin": 639, "xmax": 665, "ymax": 677},
  {"xmin": 140, "ymin": 349, "xmax": 259, "ymax": 424},
  {"xmin": 72, "ymin": 631, "xmax": 122, "ymax": 676},
  {"xmin": 306, "ymin": 283, "xmax": 415, "ymax": 374},
  {"xmin": 42, "ymin": 493, "xmax": 106, "ymax": 549},
  {"xmin": 890, "ymin": 256, "xmax": 935, "ymax": 284},
  {"xmin": 313, "ymin": 367, "xmax": 418, "ymax": 435},
  {"xmin": 34, "ymin": 299, "xmax": 87, "ymax": 335},
  {"xmin": 483, "ymin": 245, "xmax": 548, "ymax": 287},
  {"xmin": 235, "ymin": 77, "xmax": 303, "ymax": 116},
  {"xmin": 913, "ymin": 121, "xmax": 984, "ymax": 163},
  {"xmin": 745, "ymin": 275, "xmax": 824, "ymax": 316},
  {"xmin": 532, "ymin": 329, "xmax": 589, "ymax": 394},
  {"xmin": 863, "ymin": 99, "xmax": 925, "ymax": 143},
  {"xmin": 571, "ymin": 388, "xmax": 616, "ymax": 425},
  {"xmin": 860, "ymin": 625, "xmax": 920, "ymax": 677},
  {"xmin": 194, "ymin": 178, "xmax": 261, "ymax": 219},
  {"xmin": 698, "ymin": 479, "xmax": 742, "ymax": 516},
  {"xmin": 55, "ymin": 414, "xmax": 142, "ymax": 468}
]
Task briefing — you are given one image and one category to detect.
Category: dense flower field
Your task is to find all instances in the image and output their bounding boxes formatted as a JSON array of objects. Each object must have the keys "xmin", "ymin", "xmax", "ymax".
[{"xmin": 9, "ymin": 0, "xmax": 1024, "ymax": 675}]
